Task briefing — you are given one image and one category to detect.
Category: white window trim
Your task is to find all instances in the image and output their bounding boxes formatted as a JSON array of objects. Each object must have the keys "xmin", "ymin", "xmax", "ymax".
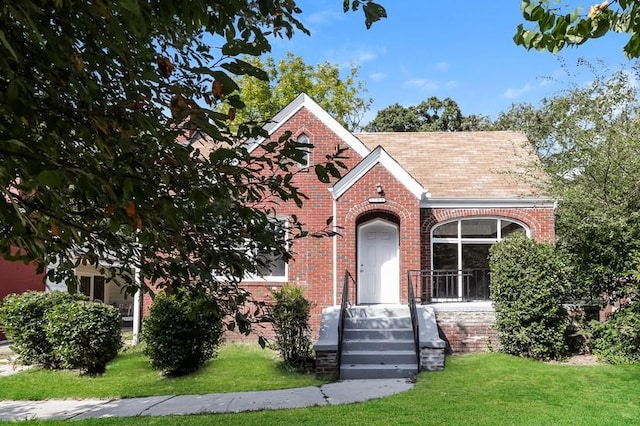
[
  {"xmin": 297, "ymin": 134, "xmax": 311, "ymax": 169},
  {"xmin": 430, "ymin": 217, "xmax": 530, "ymax": 302},
  {"xmin": 243, "ymin": 216, "xmax": 289, "ymax": 282}
]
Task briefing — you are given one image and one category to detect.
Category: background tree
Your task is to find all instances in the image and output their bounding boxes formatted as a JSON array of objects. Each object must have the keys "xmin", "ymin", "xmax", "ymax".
[
  {"xmin": 0, "ymin": 1, "xmax": 385, "ymax": 332},
  {"xmin": 233, "ymin": 53, "xmax": 371, "ymax": 131},
  {"xmin": 363, "ymin": 97, "xmax": 491, "ymax": 131},
  {"xmin": 492, "ymin": 64, "xmax": 640, "ymax": 303},
  {"xmin": 514, "ymin": 0, "xmax": 640, "ymax": 58}
]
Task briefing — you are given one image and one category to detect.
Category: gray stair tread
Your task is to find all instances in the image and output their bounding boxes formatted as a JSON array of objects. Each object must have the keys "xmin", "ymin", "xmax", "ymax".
[
  {"xmin": 341, "ymin": 363, "xmax": 417, "ymax": 370},
  {"xmin": 342, "ymin": 350, "xmax": 416, "ymax": 355}
]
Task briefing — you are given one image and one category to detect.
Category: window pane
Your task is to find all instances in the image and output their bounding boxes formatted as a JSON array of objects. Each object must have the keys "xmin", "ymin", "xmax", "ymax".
[
  {"xmin": 80, "ymin": 276, "xmax": 91, "ymax": 298},
  {"xmin": 93, "ymin": 276, "xmax": 105, "ymax": 302},
  {"xmin": 461, "ymin": 219, "xmax": 497, "ymax": 238},
  {"xmin": 433, "ymin": 222, "xmax": 457, "ymax": 238},
  {"xmin": 461, "ymin": 244, "xmax": 491, "ymax": 301},
  {"xmin": 433, "ymin": 243, "xmax": 458, "ymax": 299},
  {"xmin": 462, "ymin": 244, "xmax": 490, "ymax": 269},
  {"xmin": 433, "ymin": 243, "xmax": 458, "ymax": 270},
  {"xmin": 501, "ymin": 220, "xmax": 525, "ymax": 238}
]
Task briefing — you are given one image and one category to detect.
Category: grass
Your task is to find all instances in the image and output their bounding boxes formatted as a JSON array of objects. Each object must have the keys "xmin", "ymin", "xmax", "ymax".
[
  {"xmin": 0, "ymin": 342, "xmax": 327, "ymax": 400},
  {"xmin": 5, "ymin": 352, "xmax": 640, "ymax": 425}
]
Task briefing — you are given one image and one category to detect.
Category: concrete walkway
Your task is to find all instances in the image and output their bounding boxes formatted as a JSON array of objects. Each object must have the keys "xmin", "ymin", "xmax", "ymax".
[{"xmin": 0, "ymin": 379, "xmax": 414, "ymax": 421}]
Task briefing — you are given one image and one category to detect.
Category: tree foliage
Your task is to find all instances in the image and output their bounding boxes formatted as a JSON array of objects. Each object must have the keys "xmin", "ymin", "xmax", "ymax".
[
  {"xmin": 515, "ymin": 0, "xmax": 640, "ymax": 58},
  {"xmin": 0, "ymin": 1, "xmax": 385, "ymax": 331},
  {"xmin": 233, "ymin": 53, "xmax": 371, "ymax": 131},
  {"xmin": 493, "ymin": 63, "xmax": 640, "ymax": 302},
  {"xmin": 490, "ymin": 235, "xmax": 569, "ymax": 361},
  {"xmin": 363, "ymin": 97, "xmax": 491, "ymax": 132}
]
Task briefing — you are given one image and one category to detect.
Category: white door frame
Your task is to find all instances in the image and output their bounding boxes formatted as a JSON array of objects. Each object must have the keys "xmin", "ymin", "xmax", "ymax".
[{"xmin": 357, "ymin": 218, "xmax": 400, "ymax": 304}]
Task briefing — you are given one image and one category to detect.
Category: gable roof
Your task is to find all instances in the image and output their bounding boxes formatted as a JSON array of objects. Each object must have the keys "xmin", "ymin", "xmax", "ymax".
[
  {"xmin": 245, "ymin": 93, "xmax": 370, "ymax": 158},
  {"xmin": 331, "ymin": 145, "xmax": 427, "ymax": 200},
  {"xmin": 354, "ymin": 131, "xmax": 549, "ymax": 200}
]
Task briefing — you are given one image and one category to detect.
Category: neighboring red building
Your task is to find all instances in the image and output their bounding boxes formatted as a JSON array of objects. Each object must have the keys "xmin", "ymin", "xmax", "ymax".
[{"xmin": 0, "ymin": 258, "xmax": 45, "ymax": 340}]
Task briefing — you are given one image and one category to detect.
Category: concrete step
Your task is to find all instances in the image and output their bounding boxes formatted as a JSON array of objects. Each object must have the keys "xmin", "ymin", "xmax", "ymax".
[
  {"xmin": 344, "ymin": 316, "xmax": 412, "ymax": 329},
  {"xmin": 340, "ymin": 363, "xmax": 418, "ymax": 380},
  {"xmin": 342, "ymin": 338, "xmax": 416, "ymax": 351},
  {"xmin": 343, "ymin": 328, "xmax": 414, "ymax": 341},
  {"xmin": 346, "ymin": 305, "xmax": 411, "ymax": 319},
  {"xmin": 341, "ymin": 350, "xmax": 417, "ymax": 365}
]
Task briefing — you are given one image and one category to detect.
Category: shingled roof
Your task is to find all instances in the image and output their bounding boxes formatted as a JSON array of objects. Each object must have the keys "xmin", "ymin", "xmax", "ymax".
[{"xmin": 354, "ymin": 131, "xmax": 548, "ymax": 199}]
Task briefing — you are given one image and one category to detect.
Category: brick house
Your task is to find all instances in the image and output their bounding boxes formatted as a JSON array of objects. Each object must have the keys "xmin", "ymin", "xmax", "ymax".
[{"xmin": 236, "ymin": 93, "xmax": 555, "ymax": 362}]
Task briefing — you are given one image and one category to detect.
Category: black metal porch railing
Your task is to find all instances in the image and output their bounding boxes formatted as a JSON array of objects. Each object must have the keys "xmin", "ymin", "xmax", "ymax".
[
  {"xmin": 407, "ymin": 269, "xmax": 491, "ymax": 303},
  {"xmin": 337, "ymin": 270, "xmax": 356, "ymax": 371},
  {"xmin": 407, "ymin": 271, "xmax": 421, "ymax": 363}
]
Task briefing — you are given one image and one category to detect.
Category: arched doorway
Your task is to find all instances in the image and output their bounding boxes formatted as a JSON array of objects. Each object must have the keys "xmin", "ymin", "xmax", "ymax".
[{"xmin": 357, "ymin": 218, "xmax": 400, "ymax": 304}]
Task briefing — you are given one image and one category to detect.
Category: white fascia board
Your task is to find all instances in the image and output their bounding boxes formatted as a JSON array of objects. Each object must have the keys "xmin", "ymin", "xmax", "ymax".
[
  {"xmin": 245, "ymin": 93, "xmax": 370, "ymax": 158},
  {"xmin": 421, "ymin": 197, "xmax": 557, "ymax": 209},
  {"xmin": 332, "ymin": 146, "xmax": 426, "ymax": 200}
]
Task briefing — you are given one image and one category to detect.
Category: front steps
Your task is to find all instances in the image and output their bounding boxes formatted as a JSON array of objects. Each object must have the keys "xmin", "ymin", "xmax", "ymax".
[{"xmin": 340, "ymin": 306, "xmax": 418, "ymax": 379}]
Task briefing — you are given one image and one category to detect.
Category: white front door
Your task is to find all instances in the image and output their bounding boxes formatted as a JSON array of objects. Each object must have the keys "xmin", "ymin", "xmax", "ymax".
[{"xmin": 357, "ymin": 219, "xmax": 400, "ymax": 304}]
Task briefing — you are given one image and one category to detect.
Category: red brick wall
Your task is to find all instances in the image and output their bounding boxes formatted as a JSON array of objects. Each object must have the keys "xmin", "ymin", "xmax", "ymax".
[
  {"xmin": 336, "ymin": 163, "xmax": 421, "ymax": 306},
  {"xmin": 240, "ymin": 108, "xmax": 364, "ymax": 336},
  {"xmin": 0, "ymin": 258, "xmax": 45, "ymax": 340}
]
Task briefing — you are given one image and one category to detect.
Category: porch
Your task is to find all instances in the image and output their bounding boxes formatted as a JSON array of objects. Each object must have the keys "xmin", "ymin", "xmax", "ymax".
[{"xmin": 314, "ymin": 269, "xmax": 495, "ymax": 378}]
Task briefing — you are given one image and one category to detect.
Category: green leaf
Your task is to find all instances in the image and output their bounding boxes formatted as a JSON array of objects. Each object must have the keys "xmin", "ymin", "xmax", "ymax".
[
  {"xmin": 37, "ymin": 170, "xmax": 64, "ymax": 188},
  {"xmin": 0, "ymin": 30, "xmax": 18, "ymax": 61},
  {"xmin": 362, "ymin": 2, "xmax": 386, "ymax": 29},
  {"xmin": 314, "ymin": 164, "xmax": 330, "ymax": 183},
  {"xmin": 221, "ymin": 59, "xmax": 269, "ymax": 80}
]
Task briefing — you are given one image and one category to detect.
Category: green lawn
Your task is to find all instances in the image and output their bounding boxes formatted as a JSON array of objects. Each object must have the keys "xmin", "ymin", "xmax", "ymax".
[
  {"xmin": 5, "ymin": 353, "xmax": 640, "ymax": 425},
  {"xmin": 0, "ymin": 342, "xmax": 327, "ymax": 400},
  {"xmin": 0, "ymin": 347, "xmax": 640, "ymax": 426}
]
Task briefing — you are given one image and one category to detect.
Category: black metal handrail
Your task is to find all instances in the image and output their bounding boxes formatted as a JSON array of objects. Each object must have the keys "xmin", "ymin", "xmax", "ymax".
[
  {"xmin": 407, "ymin": 271, "xmax": 421, "ymax": 365},
  {"xmin": 407, "ymin": 268, "xmax": 491, "ymax": 303},
  {"xmin": 337, "ymin": 270, "xmax": 355, "ymax": 372}
]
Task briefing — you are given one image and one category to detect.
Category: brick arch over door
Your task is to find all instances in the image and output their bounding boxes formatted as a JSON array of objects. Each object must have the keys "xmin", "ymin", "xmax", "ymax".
[{"xmin": 345, "ymin": 200, "xmax": 412, "ymax": 223}]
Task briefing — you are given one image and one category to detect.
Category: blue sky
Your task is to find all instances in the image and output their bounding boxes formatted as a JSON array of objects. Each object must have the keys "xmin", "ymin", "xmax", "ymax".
[{"xmin": 266, "ymin": 1, "xmax": 634, "ymax": 125}]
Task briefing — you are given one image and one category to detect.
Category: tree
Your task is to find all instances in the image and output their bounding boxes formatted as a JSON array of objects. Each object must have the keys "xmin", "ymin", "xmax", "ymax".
[
  {"xmin": 364, "ymin": 97, "xmax": 491, "ymax": 132},
  {"xmin": 514, "ymin": 0, "xmax": 640, "ymax": 58},
  {"xmin": 233, "ymin": 53, "xmax": 371, "ymax": 131},
  {"xmin": 0, "ymin": 1, "xmax": 385, "ymax": 332},
  {"xmin": 493, "ymin": 64, "xmax": 640, "ymax": 302}
]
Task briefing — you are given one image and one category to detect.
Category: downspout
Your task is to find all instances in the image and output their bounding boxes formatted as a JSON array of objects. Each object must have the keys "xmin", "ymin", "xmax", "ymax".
[
  {"xmin": 131, "ymin": 235, "xmax": 142, "ymax": 345},
  {"xmin": 131, "ymin": 264, "xmax": 142, "ymax": 345},
  {"xmin": 330, "ymin": 188, "xmax": 337, "ymax": 306}
]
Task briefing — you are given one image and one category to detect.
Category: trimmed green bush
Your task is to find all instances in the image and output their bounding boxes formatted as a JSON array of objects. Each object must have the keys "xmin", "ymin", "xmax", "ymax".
[
  {"xmin": 490, "ymin": 235, "xmax": 569, "ymax": 361},
  {"xmin": 0, "ymin": 291, "xmax": 84, "ymax": 368},
  {"xmin": 142, "ymin": 290, "xmax": 224, "ymax": 376},
  {"xmin": 590, "ymin": 303, "xmax": 640, "ymax": 364},
  {"xmin": 45, "ymin": 300, "xmax": 123, "ymax": 375},
  {"xmin": 269, "ymin": 284, "xmax": 313, "ymax": 369}
]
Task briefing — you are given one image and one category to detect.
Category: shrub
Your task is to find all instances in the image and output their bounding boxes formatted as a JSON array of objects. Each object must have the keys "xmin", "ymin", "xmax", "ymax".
[
  {"xmin": 590, "ymin": 303, "xmax": 640, "ymax": 364},
  {"xmin": 269, "ymin": 284, "xmax": 313, "ymax": 369},
  {"xmin": 45, "ymin": 300, "xmax": 123, "ymax": 375},
  {"xmin": 142, "ymin": 290, "xmax": 224, "ymax": 376},
  {"xmin": 490, "ymin": 235, "xmax": 569, "ymax": 361},
  {"xmin": 0, "ymin": 291, "xmax": 84, "ymax": 367}
]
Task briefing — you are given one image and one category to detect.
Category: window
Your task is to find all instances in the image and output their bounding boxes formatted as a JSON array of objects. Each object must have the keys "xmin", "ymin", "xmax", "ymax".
[
  {"xmin": 79, "ymin": 275, "xmax": 105, "ymax": 302},
  {"xmin": 297, "ymin": 134, "xmax": 311, "ymax": 169},
  {"xmin": 247, "ymin": 217, "xmax": 288, "ymax": 281},
  {"xmin": 431, "ymin": 218, "xmax": 527, "ymax": 301}
]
